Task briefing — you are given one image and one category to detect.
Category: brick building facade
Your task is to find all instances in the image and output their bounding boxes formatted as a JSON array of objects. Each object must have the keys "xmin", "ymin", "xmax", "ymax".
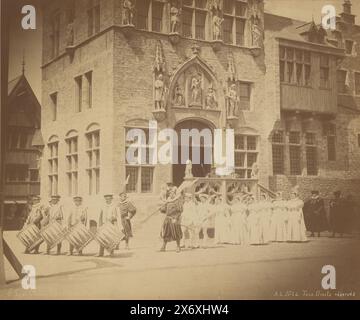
[{"xmin": 40, "ymin": 0, "xmax": 360, "ymax": 217}]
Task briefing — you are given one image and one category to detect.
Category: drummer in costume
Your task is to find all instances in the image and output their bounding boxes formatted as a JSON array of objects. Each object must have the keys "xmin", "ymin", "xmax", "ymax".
[
  {"xmin": 67, "ymin": 196, "xmax": 88, "ymax": 256},
  {"xmin": 116, "ymin": 190, "xmax": 137, "ymax": 250},
  {"xmin": 44, "ymin": 195, "xmax": 64, "ymax": 255},
  {"xmin": 24, "ymin": 195, "xmax": 44, "ymax": 254},
  {"xmin": 160, "ymin": 188, "xmax": 184, "ymax": 252},
  {"xmin": 96, "ymin": 194, "xmax": 118, "ymax": 257}
]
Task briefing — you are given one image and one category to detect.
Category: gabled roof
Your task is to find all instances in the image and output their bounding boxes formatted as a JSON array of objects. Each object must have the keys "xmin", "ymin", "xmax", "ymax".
[
  {"xmin": 264, "ymin": 12, "xmax": 345, "ymax": 53},
  {"xmin": 7, "ymin": 74, "xmax": 41, "ymax": 129},
  {"xmin": 8, "ymin": 75, "xmax": 22, "ymax": 95}
]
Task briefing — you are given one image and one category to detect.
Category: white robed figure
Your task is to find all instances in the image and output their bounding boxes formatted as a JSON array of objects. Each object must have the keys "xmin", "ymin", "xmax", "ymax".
[
  {"xmin": 230, "ymin": 195, "xmax": 248, "ymax": 245},
  {"xmin": 258, "ymin": 194, "xmax": 272, "ymax": 244},
  {"xmin": 181, "ymin": 193, "xmax": 198, "ymax": 249},
  {"xmin": 287, "ymin": 187, "xmax": 308, "ymax": 242},
  {"xmin": 197, "ymin": 194, "xmax": 212, "ymax": 247},
  {"xmin": 214, "ymin": 195, "xmax": 232, "ymax": 244},
  {"xmin": 247, "ymin": 196, "xmax": 263, "ymax": 245},
  {"xmin": 269, "ymin": 192, "xmax": 288, "ymax": 242}
]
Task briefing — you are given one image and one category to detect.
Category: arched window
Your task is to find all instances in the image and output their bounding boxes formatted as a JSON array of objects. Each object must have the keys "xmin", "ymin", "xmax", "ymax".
[
  {"xmin": 85, "ymin": 125, "xmax": 100, "ymax": 195},
  {"xmin": 65, "ymin": 130, "xmax": 79, "ymax": 196},
  {"xmin": 48, "ymin": 135, "xmax": 59, "ymax": 196}
]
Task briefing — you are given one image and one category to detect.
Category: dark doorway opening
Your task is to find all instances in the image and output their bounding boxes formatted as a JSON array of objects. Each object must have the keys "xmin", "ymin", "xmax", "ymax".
[{"xmin": 173, "ymin": 119, "xmax": 213, "ymax": 187}]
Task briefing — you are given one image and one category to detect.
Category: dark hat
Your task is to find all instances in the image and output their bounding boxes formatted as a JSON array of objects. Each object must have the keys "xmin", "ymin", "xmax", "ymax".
[
  {"xmin": 31, "ymin": 195, "xmax": 41, "ymax": 200},
  {"xmin": 73, "ymin": 196, "xmax": 83, "ymax": 200},
  {"xmin": 51, "ymin": 195, "xmax": 61, "ymax": 199},
  {"xmin": 311, "ymin": 190, "xmax": 319, "ymax": 195},
  {"xmin": 104, "ymin": 194, "xmax": 113, "ymax": 198}
]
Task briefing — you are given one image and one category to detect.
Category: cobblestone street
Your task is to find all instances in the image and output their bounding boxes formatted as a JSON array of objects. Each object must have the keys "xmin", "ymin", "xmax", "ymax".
[{"xmin": 1, "ymin": 229, "xmax": 359, "ymax": 299}]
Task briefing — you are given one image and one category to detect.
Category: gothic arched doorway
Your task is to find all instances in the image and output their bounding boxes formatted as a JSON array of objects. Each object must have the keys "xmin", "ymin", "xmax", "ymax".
[{"xmin": 172, "ymin": 119, "xmax": 214, "ymax": 187}]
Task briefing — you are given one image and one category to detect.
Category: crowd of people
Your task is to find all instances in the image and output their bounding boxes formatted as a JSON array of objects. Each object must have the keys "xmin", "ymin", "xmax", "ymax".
[
  {"xmin": 19, "ymin": 184, "xmax": 359, "ymax": 256},
  {"xmin": 159, "ymin": 185, "xmax": 360, "ymax": 253}
]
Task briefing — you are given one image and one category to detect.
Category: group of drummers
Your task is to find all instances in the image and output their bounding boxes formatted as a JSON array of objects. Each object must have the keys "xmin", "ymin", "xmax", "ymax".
[
  {"xmin": 19, "ymin": 191, "xmax": 136, "ymax": 257},
  {"xmin": 160, "ymin": 185, "xmax": 308, "ymax": 253}
]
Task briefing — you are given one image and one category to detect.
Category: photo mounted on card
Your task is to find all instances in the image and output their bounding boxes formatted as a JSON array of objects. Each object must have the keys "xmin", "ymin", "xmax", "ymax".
[{"xmin": 0, "ymin": 0, "xmax": 359, "ymax": 302}]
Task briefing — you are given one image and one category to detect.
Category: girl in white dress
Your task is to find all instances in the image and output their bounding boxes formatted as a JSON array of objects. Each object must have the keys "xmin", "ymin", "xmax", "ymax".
[
  {"xmin": 258, "ymin": 194, "xmax": 272, "ymax": 244},
  {"xmin": 214, "ymin": 195, "xmax": 232, "ymax": 244},
  {"xmin": 270, "ymin": 192, "xmax": 288, "ymax": 242},
  {"xmin": 247, "ymin": 195, "xmax": 263, "ymax": 245},
  {"xmin": 287, "ymin": 188, "xmax": 308, "ymax": 242},
  {"xmin": 230, "ymin": 195, "xmax": 248, "ymax": 245}
]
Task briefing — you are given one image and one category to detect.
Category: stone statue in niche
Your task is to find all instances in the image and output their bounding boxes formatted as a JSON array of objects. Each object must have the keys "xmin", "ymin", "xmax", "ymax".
[
  {"xmin": 212, "ymin": 11, "xmax": 224, "ymax": 41},
  {"xmin": 173, "ymin": 83, "xmax": 185, "ymax": 106},
  {"xmin": 226, "ymin": 83, "xmax": 239, "ymax": 117},
  {"xmin": 251, "ymin": 16, "xmax": 262, "ymax": 47},
  {"xmin": 205, "ymin": 86, "xmax": 218, "ymax": 109},
  {"xmin": 66, "ymin": 22, "xmax": 74, "ymax": 47},
  {"xmin": 170, "ymin": 3, "xmax": 181, "ymax": 34},
  {"xmin": 251, "ymin": 162, "xmax": 259, "ymax": 179},
  {"xmin": 185, "ymin": 160, "xmax": 193, "ymax": 178},
  {"xmin": 154, "ymin": 74, "xmax": 167, "ymax": 110},
  {"xmin": 190, "ymin": 74, "xmax": 202, "ymax": 106},
  {"xmin": 123, "ymin": 0, "xmax": 135, "ymax": 26}
]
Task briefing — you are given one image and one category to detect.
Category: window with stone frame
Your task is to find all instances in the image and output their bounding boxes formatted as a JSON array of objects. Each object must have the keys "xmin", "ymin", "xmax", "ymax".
[
  {"xmin": 85, "ymin": 71, "xmax": 93, "ymax": 109},
  {"xmin": 50, "ymin": 92, "xmax": 58, "ymax": 121},
  {"xmin": 325, "ymin": 123, "xmax": 336, "ymax": 161},
  {"xmin": 305, "ymin": 132, "xmax": 318, "ymax": 176},
  {"xmin": 75, "ymin": 75, "xmax": 82, "ymax": 112},
  {"xmin": 238, "ymin": 81, "xmax": 252, "ymax": 110},
  {"xmin": 125, "ymin": 127, "xmax": 155, "ymax": 193},
  {"xmin": 182, "ymin": 0, "xmax": 208, "ymax": 40},
  {"xmin": 50, "ymin": 11, "xmax": 61, "ymax": 59},
  {"xmin": 223, "ymin": 0, "xmax": 247, "ymax": 46},
  {"xmin": 289, "ymin": 131, "xmax": 301, "ymax": 175},
  {"xmin": 86, "ymin": 129, "xmax": 100, "ymax": 195},
  {"xmin": 87, "ymin": 0, "xmax": 100, "ymax": 37},
  {"xmin": 135, "ymin": 0, "xmax": 164, "ymax": 32},
  {"xmin": 355, "ymin": 72, "xmax": 360, "ymax": 95},
  {"xmin": 234, "ymin": 134, "xmax": 258, "ymax": 179},
  {"xmin": 319, "ymin": 54, "xmax": 330, "ymax": 89},
  {"xmin": 280, "ymin": 47, "xmax": 311, "ymax": 86},
  {"xmin": 66, "ymin": 135, "xmax": 79, "ymax": 196},
  {"xmin": 48, "ymin": 139, "xmax": 59, "ymax": 196},
  {"xmin": 358, "ymin": 134, "xmax": 360, "ymax": 147},
  {"xmin": 272, "ymin": 130, "xmax": 285, "ymax": 175},
  {"xmin": 337, "ymin": 70, "xmax": 349, "ymax": 94}
]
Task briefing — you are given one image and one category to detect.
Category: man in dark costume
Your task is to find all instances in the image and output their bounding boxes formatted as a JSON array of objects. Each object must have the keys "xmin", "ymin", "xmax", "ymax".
[
  {"xmin": 116, "ymin": 191, "xmax": 136, "ymax": 250},
  {"xmin": 303, "ymin": 190, "xmax": 328, "ymax": 237},
  {"xmin": 160, "ymin": 188, "xmax": 184, "ymax": 253},
  {"xmin": 329, "ymin": 191, "xmax": 346, "ymax": 238}
]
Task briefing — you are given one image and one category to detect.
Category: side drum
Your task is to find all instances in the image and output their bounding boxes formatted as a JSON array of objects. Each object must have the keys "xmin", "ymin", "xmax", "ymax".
[
  {"xmin": 66, "ymin": 223, "xmax": 94, "ymax": 252},
  {"xmin": 40, "ymin": 221, "xmax": 68, "ymax": 249},
  {"xmin": 17, "ymin": 224, "xmax": 44, "ymax": 251},
  {"xmin": 94, "ymin": 223, "xmax": 124, "ymax": 253}
]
